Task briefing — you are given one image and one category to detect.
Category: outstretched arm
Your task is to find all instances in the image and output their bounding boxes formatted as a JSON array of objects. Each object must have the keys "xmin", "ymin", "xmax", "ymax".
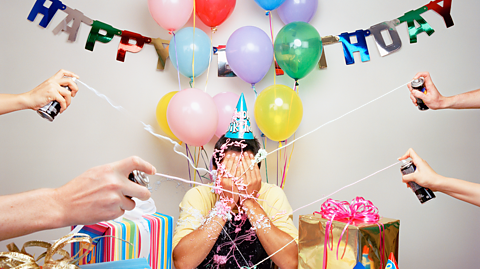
[
  {"xmin": 0, "ymin": 69, "xmax": 79, "ymax": 115},
  {"xmin": 399, "ymin": 148, "xmax": 480, "ymax": 207},
  {"xmin": 407, "ymin": 72, "xmax": 480, "ymax": 110},
  {"xmin": 0, "ymin": 156, "xmax": 154, "ymax": 241}
]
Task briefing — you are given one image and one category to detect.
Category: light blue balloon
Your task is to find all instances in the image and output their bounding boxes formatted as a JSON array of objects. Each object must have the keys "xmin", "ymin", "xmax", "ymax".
[
  {"xmin": 254, "ymin": 0, "xmax": 286, "ymax": 11},
  {"xmin": 169, "ymin": 27, "xmax": 212, "ymax": 80}
]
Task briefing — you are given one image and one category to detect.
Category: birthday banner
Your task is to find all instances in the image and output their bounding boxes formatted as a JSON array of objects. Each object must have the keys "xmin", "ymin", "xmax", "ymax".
[{"xmin": 27, "ymin": 0, "xmax": 453, "ymax": 74}]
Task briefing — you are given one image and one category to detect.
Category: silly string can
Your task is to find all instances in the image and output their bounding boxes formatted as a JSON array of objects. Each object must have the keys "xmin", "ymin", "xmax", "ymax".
[
  {"xmin": 129, "ymin": 170, "xmax": 150, "ymax": 189},
  {"xmin": 400, "ymin": 160, "xmax": 435, "ymax": 203},
  {"xmin": 37, "ymin": 86, "xmax": 72, "ymax": 122},
  {"xmin": 411, "ymin": 77, "xmax": 429, "ymax": 111}
]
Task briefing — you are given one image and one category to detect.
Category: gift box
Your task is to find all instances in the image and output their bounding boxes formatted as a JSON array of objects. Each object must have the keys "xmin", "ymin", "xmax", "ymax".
[
  {"xmin": 71, "ymin": 212, "xmax": 173, "ymax": 269},
  {"xmin": 298, "ymin": 197, "xmax": 400, "ymax": 269}
]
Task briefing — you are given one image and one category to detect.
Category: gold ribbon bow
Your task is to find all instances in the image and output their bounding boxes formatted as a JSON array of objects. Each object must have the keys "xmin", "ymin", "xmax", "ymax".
[{"xmin": 0, "ymin": 233, "xmax": 94, "ymax": 269}]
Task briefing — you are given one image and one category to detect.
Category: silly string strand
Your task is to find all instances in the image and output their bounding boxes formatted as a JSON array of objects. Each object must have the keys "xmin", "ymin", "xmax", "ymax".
[
  {"xmin": 267, "ymin": 81, "xmax": 412, "ymax": 157},
  {"xmin": 75, "ymin": 79, "xmax": 212, "ymax": 176},
  {"xmin": 76, "ymin": 78, "xmax": 410, "ymax": 179},
  {"xmin": 173, "ymin": 32, "xmax": 182, "ymax": 92}
]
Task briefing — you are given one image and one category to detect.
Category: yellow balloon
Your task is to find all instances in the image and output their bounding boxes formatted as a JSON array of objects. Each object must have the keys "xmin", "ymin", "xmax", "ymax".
[
  {"xmin": 254, "ymin": 84, "xmax": 303, "ymax": 141},
  {"xmin": 156, "ymin": 91, "xmax": 180, "ymax": 141}
]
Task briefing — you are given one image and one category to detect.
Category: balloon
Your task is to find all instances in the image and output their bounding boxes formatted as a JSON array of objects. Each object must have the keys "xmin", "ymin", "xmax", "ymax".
[
  {"xmin": 226, "ymin": 26, "xmax": 273, "ymax": 85},
  {"xmin": 196, "ymin": 0, "xmax": 236, "ymax": 28},
  {"xmin": 156, "ymin": 91, "xmax": 180, "ymax": 141},
  {"xmin": 169, "ymin": 27, "xmax": 213, "ymax": 80},
  {"xmin": 254, "ymin": 84, "xmax": 303, "ymax": 142},
  {"xmin": 278, "ymin": 0, "xmax": 318, "ymax": 24},
  {"xmin": 254, "ymin": 0, "xmax": 286, "ymax": 11},
  {"xmin": 147, "ymin": 0, "xmax": 193, "ymax": 32},
  {"xmin": 274, "ymin": 22, "xmax": 322, "ymax": 81},
  {"xmin": 213, "ymin": 92, "xmax": 240, "ymax": 138},
  {"xmin": 167, "ymin": 88, "xmax": 218, "ymax": 146}
]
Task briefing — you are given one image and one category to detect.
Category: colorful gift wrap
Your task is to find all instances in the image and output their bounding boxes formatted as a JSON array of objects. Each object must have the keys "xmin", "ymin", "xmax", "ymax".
[
  {"xmin": 71, "ymin": 212, "xmax": 173, "ymax": 269},
  {"xmin": 79, "ymin": 258, "xmax": 151, "ymax": 269},
  {"xmin": 298, "ymin": 197, "xmax": 399, "ymax": 269}
]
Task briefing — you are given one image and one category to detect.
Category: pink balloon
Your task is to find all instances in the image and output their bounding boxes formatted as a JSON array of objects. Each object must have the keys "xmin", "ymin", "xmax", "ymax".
[
  {"xmin": 213, "ymin": 92, "xmax": 239, "ymax": 138},
  {"xmin": 148, "ymin": 0, "xmax": 193, "ymax": 32},
  {"xmin": 167, "ymin": 88, "xmax": 218, "ymax": 146}
]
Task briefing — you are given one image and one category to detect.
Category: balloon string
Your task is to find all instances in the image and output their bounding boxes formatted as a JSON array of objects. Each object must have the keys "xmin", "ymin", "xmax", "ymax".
[
  {"xmin": 267, "ymin": 81, "xmax": 412, "ymax": 157},
  {"xmin": 280, "ymin": 139, "xmax": 287, "ymax": 188},
  {"xmin": 192, "ymin": 0, "xmax": 196, "ymax": 88},
  {"xmin": 204, "ymin": 29, "xmax": 214, "ymax": 92},
  {"xmin": 280, "ymin": 135, "xmax": 295, "ymax": 189},
  {"xmin": 262, "ymin": 136, "xmax": 269, "ymax": 184},
  {"xmin": 185, "ymin": 144, "xmax": 193, "ymax": 186},
  {"xmin": 268, "ymin": 12, "xmax": 276, "ymax": 85},
  {"xmin": 252, "ymin": 84, "xmax": 258, "ymax": 99},
  {"xmin": 196, "ymin": 146, "xmax": 202, "ymax": 183},
  {"xmin": 173, "ymin": 33, "xmax": 182, "ymax": 92}
]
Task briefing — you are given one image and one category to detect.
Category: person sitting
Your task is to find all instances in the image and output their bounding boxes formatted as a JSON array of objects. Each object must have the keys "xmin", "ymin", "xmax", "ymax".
[{"xmin": 172, "ymin": 94, "xmax": 298, "ymax": 269}]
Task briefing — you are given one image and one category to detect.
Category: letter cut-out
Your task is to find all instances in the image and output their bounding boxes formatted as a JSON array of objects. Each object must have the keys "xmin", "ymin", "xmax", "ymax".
[
  {"xmin": 27, "ymin": 0, "xmax": 66, "ymax": 28},
  {"xmin": 318, "ymin": 35, "xmax": 339, "ymax": 69},
  {"xmin": 52, "ymin": 7, "xmax": 93, "ymax": 42},
  {"xmin": 117, "ymin": 31, "xmax": 152, "ymax": 62},
  {"xmin": 151, "ymin": 38, "xmax": 170, "ymax": 70},
  {"xmin": 338, "ymin": 30, "xmax": 371, "ymax": 65},
  {"xmin": 397, "ymin": 6, "xmax": 435, "ymax": 44},
  {"xmin": 85, "ymin": 21, "xmax": 122, "ymax": 51},
  {"xmin": 426, "ymin": 0, "xmax": 454, "ymax": 28},
  {"xmin": 370, "ymin": 20, "xmax": 402, "ymax": 57},
  {"xmin": 214, "ymin": 45, "xmax": 236, "ymax": 77}
]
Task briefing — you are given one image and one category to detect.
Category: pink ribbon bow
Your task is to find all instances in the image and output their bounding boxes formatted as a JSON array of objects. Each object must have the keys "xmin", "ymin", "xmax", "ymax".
[{"xmin": 314, "ymin": 197, "xmax": 385, "ymax": 269}]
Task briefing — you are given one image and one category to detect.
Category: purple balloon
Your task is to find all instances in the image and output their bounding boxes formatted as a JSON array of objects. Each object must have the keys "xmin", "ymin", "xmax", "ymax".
[
  {"xmin": 226, "ymin": 26, "xmax": 273, "ymax": 85},
  {"xmin": 278, "ymin": 0, "xmax": 318, "ymax": 24}
]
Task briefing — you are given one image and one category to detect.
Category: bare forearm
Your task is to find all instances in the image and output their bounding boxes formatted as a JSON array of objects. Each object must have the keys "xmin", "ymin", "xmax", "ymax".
[
  {"xmin": 173, "ymin": 216, "xmax": 226, "ymax": 269},
  {"xmin": 0, "ymin": 188, "xmax": 64, "ymax": 241},
  {"xmin": 0, "ymin": 93, "xmax": 29, "ymax": 115},
  {"xmin": 437, "ymin": 176, "xmax": 480, "ymax": 207},
  {"xmin": 243, "ymin": 199, "xmax": 298, "ymax": 269},
  {"xmin": 443, "ymin": 88, "xmax": 480, "ymax": 109}
]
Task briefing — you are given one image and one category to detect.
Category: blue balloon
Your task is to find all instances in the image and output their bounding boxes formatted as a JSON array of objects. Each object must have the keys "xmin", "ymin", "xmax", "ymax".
[
  {"xmin": 254, "ymin": 0, "xmax": 286, "ymax": 11},
  {"xmin": 169, "ymin": 27, "xmax": 212, "ymax": 80}
]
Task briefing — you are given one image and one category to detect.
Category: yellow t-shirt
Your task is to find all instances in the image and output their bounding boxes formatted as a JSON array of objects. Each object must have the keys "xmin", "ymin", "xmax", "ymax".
[{"xmin": 173, "ymin": 182, "xmax": 298, "ymax": 249}]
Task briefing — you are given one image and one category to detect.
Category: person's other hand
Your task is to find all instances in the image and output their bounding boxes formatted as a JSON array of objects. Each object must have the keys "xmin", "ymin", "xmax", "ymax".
[
  {"xmin": 55, "ymin": 156, "xmax": 155, "ymax": 226},
  {"xmin": 239, "ymin": 151, "xmax": 262, "ymax": 199},
  {"xmin": 398, "ymin": 148, "xmax": 443, "ymax": 191},
  {"xmin": 407, "ymin": 72, "xmax": 446, "ymax": 110},
  {"xmin": 23, "ymin": 69, "xmax": 79, "ymax": 113}
]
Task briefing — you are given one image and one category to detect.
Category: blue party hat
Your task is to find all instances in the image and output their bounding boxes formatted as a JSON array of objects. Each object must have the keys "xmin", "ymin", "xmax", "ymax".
[{"xmin": 225, "ymin": 93, "xmax": 254, "ymax": 140}]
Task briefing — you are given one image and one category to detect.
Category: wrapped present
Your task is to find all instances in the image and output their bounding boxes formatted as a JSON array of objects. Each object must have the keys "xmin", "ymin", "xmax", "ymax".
[
  {"xmin": 72, "ymin": 200, "xmax": 173, "ymax": 269},
  {"xmin": 298, "ymin": 197, "xmax": 399, "ymax": 269}
]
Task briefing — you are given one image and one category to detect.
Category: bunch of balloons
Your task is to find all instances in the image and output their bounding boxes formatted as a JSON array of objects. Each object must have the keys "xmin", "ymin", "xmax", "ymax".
[{"xmin": 150, "ymin": 0, "xmax": 322, "ymax": 144}]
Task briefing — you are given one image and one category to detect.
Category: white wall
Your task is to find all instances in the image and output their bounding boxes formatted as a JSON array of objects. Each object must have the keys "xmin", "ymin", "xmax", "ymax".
[{"xmin": 1, "ymin": 0, "xmax": 479, "ymax": 267}]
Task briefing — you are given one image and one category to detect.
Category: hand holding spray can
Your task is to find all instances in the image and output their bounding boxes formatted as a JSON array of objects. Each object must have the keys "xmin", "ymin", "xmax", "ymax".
[
  {"xmin": 400, "ymin": 160, "xmax": 435, "ymax": 203},
  {"xmin": 411, "ymin": 77, "xmax": 429, "ymax": 111},
  {"xmin": 37, "ymin": 77, "xmax": 77, "ymax": 122}
]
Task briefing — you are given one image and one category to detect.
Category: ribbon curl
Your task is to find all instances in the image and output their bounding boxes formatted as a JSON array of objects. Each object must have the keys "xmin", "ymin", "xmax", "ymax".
[
  {"xmin": 314, "ymin": 197, "xmax": 384, "ymax": 269},
  {"xmin": 0, "ymin": 233, "xmax": 93, "ymax": 269}
]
